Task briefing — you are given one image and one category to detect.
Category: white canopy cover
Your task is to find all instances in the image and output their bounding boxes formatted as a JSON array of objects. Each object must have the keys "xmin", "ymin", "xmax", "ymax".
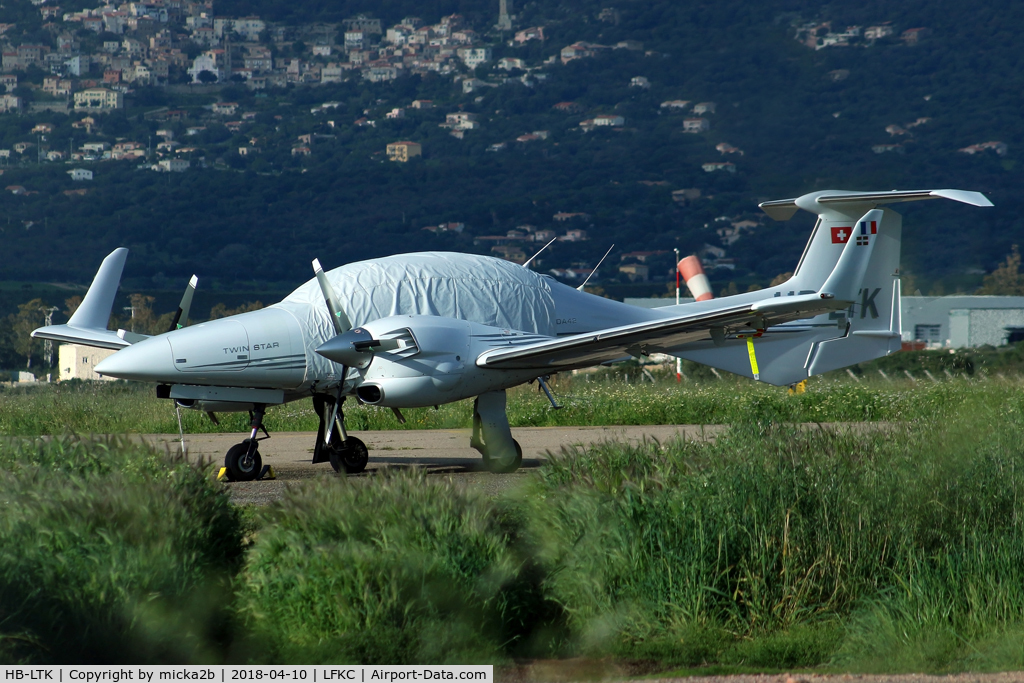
[{"xmin": 273, "ymin": 252, "xmax": 557, "ymax": 383}]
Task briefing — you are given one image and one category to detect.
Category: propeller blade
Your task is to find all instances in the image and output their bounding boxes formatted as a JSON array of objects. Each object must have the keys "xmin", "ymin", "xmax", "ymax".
[
  {"xmin": 312, "ymin": 258, "xmax": 352, "ymax": 335},
  {"xmin": 168, "ymin": 274, "xmax": 198, "ymax": 332}
]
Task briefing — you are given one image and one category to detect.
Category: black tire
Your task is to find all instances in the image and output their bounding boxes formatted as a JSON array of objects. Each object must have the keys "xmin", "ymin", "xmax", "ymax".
[
  {"xmin": 483, "ymin": 439, "xmax": 523, "ymax": 474},
  {"xmin": 225, "ymin": 441, "xmax": 262, "ymax": 482},
  {"xmin": 328, "ymin": 436, "xmax": 369, "ymax": 474}
]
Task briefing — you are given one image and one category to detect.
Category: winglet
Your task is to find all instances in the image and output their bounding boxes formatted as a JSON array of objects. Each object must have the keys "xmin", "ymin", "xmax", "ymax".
[
  {"xmin": 819, "ymin": 209, "xmax": 882, "ymax": 301},
  {"xmin": 928, "ymin": 189, "xmax": 993, "ymax": 207},
  {"xmin": 758, "ymin": 198, "xmax": 800, "ymax": 221}
]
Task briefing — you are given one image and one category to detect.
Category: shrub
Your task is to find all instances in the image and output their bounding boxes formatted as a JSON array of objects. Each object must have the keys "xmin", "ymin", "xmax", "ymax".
[
  {"xmin": 0, "ymin": 436, "xmax": 244, "ymax": 664},
  {"xmin": 237, "ymin": 470, "xmax": 560, "ymax": 664}
]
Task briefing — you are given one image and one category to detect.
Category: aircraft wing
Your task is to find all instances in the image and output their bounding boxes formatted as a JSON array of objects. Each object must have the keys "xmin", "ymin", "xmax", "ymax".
[
  {"xmin": 31, "ymin": 325, "xmax": 132, "ymax": 351},
  {"xmin": 478, "ymin": 206, "xmax": 887, "ymax": 372},
  {"xmin": 476, "ymin": 293, "xmax": 843, "ymax": 370}
]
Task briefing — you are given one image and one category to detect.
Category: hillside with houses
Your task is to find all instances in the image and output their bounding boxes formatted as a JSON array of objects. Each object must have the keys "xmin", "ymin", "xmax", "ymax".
[{"xmin": 0, "ymin": 0, "xmax": 1018, "ymax": 310}]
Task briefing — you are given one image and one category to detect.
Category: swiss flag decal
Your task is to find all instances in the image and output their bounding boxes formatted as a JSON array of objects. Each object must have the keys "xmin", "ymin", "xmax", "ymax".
[{"xmin": 831, "ymin": 226, "xmax": 852, "ymax": 244}]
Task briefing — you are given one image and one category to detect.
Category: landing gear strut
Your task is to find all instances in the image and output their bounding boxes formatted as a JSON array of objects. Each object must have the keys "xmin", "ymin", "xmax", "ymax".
[
  {"xmin": 223, "ymin": 403, "xmax": 268, "ymax": 481},
  {"xmin": 312, "ymin": 394, "xmax": 369, "ymax": 474},
  {"xmin": 471, "ymin": 390, "xmax": 522, "ymax": 473}
]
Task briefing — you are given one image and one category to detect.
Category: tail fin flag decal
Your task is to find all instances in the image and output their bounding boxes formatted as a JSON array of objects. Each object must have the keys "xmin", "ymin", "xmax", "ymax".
[{"xmin": 831, "ymin": 227, "xmax": 852, "ymax": 244}]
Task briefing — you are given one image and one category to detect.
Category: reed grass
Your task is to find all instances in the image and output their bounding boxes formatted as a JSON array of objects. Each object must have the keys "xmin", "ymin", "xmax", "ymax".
[{"xmin": 512, "ymin": 385, "xmax": 1024, "ymax": 670}]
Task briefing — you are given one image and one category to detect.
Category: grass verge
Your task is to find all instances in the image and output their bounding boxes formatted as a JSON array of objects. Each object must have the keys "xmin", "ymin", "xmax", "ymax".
[
  {"xmin": 3, "ymin": 382, "xmax": 1024, "ymax": 671},
  {"xmin": 0, "ymin": 370, "xmax": 1018, "ymax": 435}
]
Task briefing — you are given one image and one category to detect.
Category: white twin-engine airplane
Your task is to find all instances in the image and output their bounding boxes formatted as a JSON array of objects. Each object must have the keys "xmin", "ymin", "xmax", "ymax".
[{"xmin": 34, "ymin": 189, "xmax": 991, "ymax": 479}]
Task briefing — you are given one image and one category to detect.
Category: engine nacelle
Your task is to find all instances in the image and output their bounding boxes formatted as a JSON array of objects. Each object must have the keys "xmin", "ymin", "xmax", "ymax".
[{"xmin": 333, "ymin": 315, "xmax": 542, "ymax": 408}]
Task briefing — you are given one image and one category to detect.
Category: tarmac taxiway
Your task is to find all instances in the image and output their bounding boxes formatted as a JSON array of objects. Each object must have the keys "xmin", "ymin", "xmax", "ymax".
[{"xmin": 144, "ymin": 425, "xmax": 723, "ymax": 504}]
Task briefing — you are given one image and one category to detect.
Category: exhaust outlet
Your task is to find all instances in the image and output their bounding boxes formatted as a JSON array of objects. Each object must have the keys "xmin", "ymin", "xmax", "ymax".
[{"xmin": 357, "ymin": 384, "xmax": 384, "ymax": 404}]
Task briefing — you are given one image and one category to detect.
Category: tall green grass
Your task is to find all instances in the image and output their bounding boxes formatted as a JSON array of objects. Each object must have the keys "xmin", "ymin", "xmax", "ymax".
[
  {"xmin": 237, "ymin": 471, "xmax": 557, "ymax": 664},
  {"xmin": 0, "ymin": 373, "xmax": 1016, "ymax": 435},
  {"xmin": 511, "ymin": 387, "xmax": 1024, "ymax": 670},
  {"xmin": 232, "ymin": 383, "xmax": 1024, "ymax": 670},
  {"xmin": 0, "ymin": 436, "xmax": 244, "ymax": 664},
  {"xmin": 5, "ymin": 383, "xmax": 1024, "ymax": 671}
]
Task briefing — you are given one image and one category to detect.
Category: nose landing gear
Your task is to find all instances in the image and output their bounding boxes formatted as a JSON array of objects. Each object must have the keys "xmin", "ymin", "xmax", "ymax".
[{"xmin": 223, "ymin": 404, "xmax": 269, "ymax": 481}]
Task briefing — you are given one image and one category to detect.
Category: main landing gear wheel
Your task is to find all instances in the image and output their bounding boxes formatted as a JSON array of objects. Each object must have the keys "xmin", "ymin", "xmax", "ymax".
[
  {"xmin": 482, "ymin": 439, "xmax": 522, "ymax": 474},
  {"xmin": 224, "ymin": 440, "xmax": 262, "ymax": 482},
  {"xmin": 328, "ymin": 436, "xmax": 369, "ymax": 474}
]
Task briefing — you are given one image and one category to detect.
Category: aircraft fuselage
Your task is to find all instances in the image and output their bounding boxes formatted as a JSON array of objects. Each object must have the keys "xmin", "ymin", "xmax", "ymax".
[{"xmin": 94, "ymin": 258, "xmax": 664, "ymax": 407}]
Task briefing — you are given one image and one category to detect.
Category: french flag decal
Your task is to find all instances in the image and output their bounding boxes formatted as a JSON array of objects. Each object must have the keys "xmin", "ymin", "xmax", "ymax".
[{"xmin": 856, "ymin": 220, "xmax": 876, "ymax": 246}]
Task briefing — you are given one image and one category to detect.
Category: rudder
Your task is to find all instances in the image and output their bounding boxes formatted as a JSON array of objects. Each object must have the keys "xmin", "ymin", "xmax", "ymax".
[{"xmin": 806, "ymin": 208, "xmax": 902, "ymax": 376}]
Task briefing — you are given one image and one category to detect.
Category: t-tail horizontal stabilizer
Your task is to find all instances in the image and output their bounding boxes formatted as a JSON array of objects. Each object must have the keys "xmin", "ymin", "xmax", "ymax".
[
  {"xmin": 758, "ymin": 188, "xmax": 993, "ymax": 222},
  {"xmin": 31, "ymin": 247, "xmax": 132, "ymax": 351}
]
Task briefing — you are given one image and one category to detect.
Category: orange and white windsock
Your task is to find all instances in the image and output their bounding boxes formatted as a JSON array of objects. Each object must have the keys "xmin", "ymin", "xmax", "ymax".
[{"xmin": 678, "ymin": 255, "xmax": 713, "ymax": 302}]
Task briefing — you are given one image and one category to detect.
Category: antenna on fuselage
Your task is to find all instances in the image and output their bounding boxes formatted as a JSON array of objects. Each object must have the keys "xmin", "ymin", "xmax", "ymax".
[
  {"xmin": 522, "ymin": 237, "xmax": 558, "ymax": 269},
  {"xmin": 577, "ymin": 244, "xmax": 615, "ymax": 291}
]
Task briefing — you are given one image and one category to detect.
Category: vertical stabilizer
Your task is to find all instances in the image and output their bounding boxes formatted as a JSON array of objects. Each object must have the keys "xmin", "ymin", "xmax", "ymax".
[{"xmin": 806, "ymin": 208, "xmax": 903, "ymax": 375}]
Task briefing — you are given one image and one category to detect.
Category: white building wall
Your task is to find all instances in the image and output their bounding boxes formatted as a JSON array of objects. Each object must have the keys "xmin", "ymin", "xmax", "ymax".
[
  {"xmin": 902, "ymin": 296, "xmax": 1024, "ymax": 347},
  {"xmin": 950, "ymin": 308, "xmax": 1024, "ymax": 348},
  {"xmin": 59, "ymin": 344, "xmax": 117, "ymax": 381}
]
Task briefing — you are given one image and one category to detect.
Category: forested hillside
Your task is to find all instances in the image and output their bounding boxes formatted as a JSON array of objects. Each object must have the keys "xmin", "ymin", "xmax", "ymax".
[{"xmin": 0, "ymin": 0, "xmax": 1020, "ymax": 301}]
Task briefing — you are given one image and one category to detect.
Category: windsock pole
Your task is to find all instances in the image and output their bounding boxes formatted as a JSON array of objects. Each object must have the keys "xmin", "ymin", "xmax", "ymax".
[
  {"xmin": 674, "ymin": 248, "xmax": 680, "ymax": 382},
  {"xmin": 678, "ymin": 255, "xmax": 714, "ymax": 302}
]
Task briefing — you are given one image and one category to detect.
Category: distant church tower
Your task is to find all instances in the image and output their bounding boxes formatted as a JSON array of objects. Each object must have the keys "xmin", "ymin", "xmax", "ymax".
[{"xmin": 497, "ymin": 0, "xmax": 513, "ymax": 30}]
